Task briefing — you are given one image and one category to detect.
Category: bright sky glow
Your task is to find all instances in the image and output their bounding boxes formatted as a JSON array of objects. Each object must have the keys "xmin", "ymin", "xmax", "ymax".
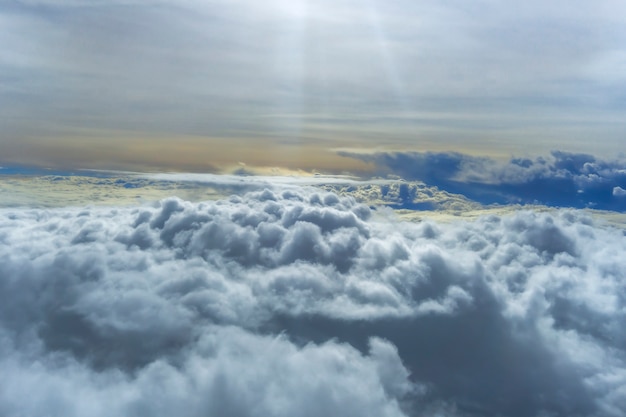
[{"xmin": 2, "ymin": 0, "xmax": 626, "ymax": 170}]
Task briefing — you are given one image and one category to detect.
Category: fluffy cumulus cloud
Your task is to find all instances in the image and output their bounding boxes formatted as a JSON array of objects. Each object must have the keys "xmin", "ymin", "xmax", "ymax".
[
  {"xmin": 341, "ymin": 150, "xmax": 626, "ymax": 211},
  {"xmin": 1, "ymin": 187, "xmax": 626, "ymax": 416},
  {"xmin": 613, "ymin": 186, "xmax": 626, "ymax": 197}
]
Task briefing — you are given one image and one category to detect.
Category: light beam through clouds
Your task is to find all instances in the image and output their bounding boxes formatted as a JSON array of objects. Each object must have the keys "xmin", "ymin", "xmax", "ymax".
[
  {"xmin": 2, "ymin": 0, "xmax": 626, "ymax": 171},
  {"xmin": 365, "ymin": 0, "xmax": 409, "ymax": 112}
]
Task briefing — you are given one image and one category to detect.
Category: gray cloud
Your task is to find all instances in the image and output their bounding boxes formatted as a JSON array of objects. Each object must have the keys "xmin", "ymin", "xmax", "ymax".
[
  {"xmin": 2, "ymin": 0, "xmax": 626, "ymax": 157},
  {"xmin": 1, "ymin": 186, "xmax": 626, "ymax": 416},
  {"xmin": 340, "ymin": 150, "xmax": 626, "ymax": 211},
  {"xmin": 0, "ymin": 327, "xmax": 410, "ymax": 417}
]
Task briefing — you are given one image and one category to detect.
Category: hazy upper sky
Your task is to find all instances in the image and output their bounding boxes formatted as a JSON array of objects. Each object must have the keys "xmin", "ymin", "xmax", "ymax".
[{"xmin": 2, "ymin": 0, "xmax": 626, "ymax": 171}]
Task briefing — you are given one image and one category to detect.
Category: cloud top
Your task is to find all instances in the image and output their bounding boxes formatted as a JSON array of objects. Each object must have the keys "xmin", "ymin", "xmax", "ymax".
[{"xmin": 1, "ymin": 187, "xmax": 626, "ymax": 415}]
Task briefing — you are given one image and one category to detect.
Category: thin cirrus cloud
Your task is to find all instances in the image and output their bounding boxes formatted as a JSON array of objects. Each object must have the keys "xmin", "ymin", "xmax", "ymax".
[
  {"xmin": 1, "ymin": 185, "xmax": 626, "ymax": 416},
  {"xmin": 2, "ymin": 0, "xmax": 626, "ymax": 170}
]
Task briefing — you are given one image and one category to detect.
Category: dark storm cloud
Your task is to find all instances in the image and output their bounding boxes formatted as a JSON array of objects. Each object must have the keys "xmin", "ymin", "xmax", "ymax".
[
  {"xmin": 1, "ymin": 187, "xmax": 626, "ymax": 416},
  {"xmin": 340, "ymin": 150, "xmax": 626, "ymax": 210}
]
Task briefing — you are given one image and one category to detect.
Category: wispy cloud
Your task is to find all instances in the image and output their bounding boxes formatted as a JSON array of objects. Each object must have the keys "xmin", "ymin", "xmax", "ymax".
[{"xmin": 2, "ymin": 0, "xmax": 626, "ymax": 169}]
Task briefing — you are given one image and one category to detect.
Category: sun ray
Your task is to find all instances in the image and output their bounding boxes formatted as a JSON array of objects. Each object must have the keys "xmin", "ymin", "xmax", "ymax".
[{"xmin": 365, "ymin": 1, "xmax": 410, "ymax": 112}]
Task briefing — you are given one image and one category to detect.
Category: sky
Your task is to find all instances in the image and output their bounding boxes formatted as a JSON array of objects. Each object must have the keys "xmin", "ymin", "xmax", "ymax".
[
  {"xmin": 2, "ymin": 0, "xmax": 626, "ymax": 171},
  {"xmin": 3, "ymin": 2, "xmax": 626, "ymax": 417}
]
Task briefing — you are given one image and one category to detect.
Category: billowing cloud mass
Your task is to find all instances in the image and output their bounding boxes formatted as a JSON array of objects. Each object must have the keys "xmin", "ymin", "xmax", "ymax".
[
  {"xmin": 1, "ymin": 186, "xmax": 626, "ymax": 416},
  {"xmin": 341, "ymin": 150, "xmax": 626, "ymax": 211}
]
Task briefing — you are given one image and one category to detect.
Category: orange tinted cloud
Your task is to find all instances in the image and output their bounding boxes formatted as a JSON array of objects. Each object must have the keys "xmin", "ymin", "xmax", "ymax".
[{"xmin": 1, "ymin": 132, "xmax": 374, "ymax": 174}]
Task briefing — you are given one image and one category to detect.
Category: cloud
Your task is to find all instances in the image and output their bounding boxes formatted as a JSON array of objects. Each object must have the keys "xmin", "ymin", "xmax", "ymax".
[
  {"xmin": 2, "ymin": 186, "xmax": 626, "ymax": 415},
  {"xmin": 613, "ymin": 186, "xmax": 626, "ymax": 197},
  {"xmin": 1, "ymin": 168, "xmax": 486, "ymax": 217},
  {"xmin": 0, "ymin": 327, "xmax": 411, "ymax": 417},
  {"xmin": 2, "ymin": 0, "xmax": 626, "ymax": 169},
  {"xmin": 340, "ymin": 150, "xmax": 626, "ymax": 211}
]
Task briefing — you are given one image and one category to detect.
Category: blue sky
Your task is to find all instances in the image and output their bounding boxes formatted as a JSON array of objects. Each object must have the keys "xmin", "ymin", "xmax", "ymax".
[{"xmin": 2, "ymin": 0, "xmax": 626, "ymax": 170}]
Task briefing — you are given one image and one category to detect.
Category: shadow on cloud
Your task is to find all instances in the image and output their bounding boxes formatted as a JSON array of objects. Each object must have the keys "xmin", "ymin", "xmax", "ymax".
[
  {"xmin": 1, "ymin": 189, "xmax": 626, "ymax": 416},
  {"xmin": 339, "ymin": 150, "xmax": 626, "ymax": 211}
]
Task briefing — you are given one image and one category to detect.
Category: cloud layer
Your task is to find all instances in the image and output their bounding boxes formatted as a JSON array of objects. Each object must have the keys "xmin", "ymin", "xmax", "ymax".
[
  {"xmin": 1, "ymin": 187, "xmax": 626, "ymax": 416},
  {"xmin": 2, "ymin": 0, "xmax": 626, "ymax": 170},
  {"xmin": 341, "ymin": 150, "xmax": 626, "ymax": 211}
]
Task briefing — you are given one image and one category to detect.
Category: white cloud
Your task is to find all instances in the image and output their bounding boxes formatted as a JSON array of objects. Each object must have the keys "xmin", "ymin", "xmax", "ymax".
[
  {"xmin": 613, "ymin": 186, "xmax": 626, "ymax": 197},
  {"xmin": 0, "ymin": 327, "xmax": 410, "ymax": 417},
  {"xmin": 1, "ymin": 187, "xmax": 626, "ymax": 415}
]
